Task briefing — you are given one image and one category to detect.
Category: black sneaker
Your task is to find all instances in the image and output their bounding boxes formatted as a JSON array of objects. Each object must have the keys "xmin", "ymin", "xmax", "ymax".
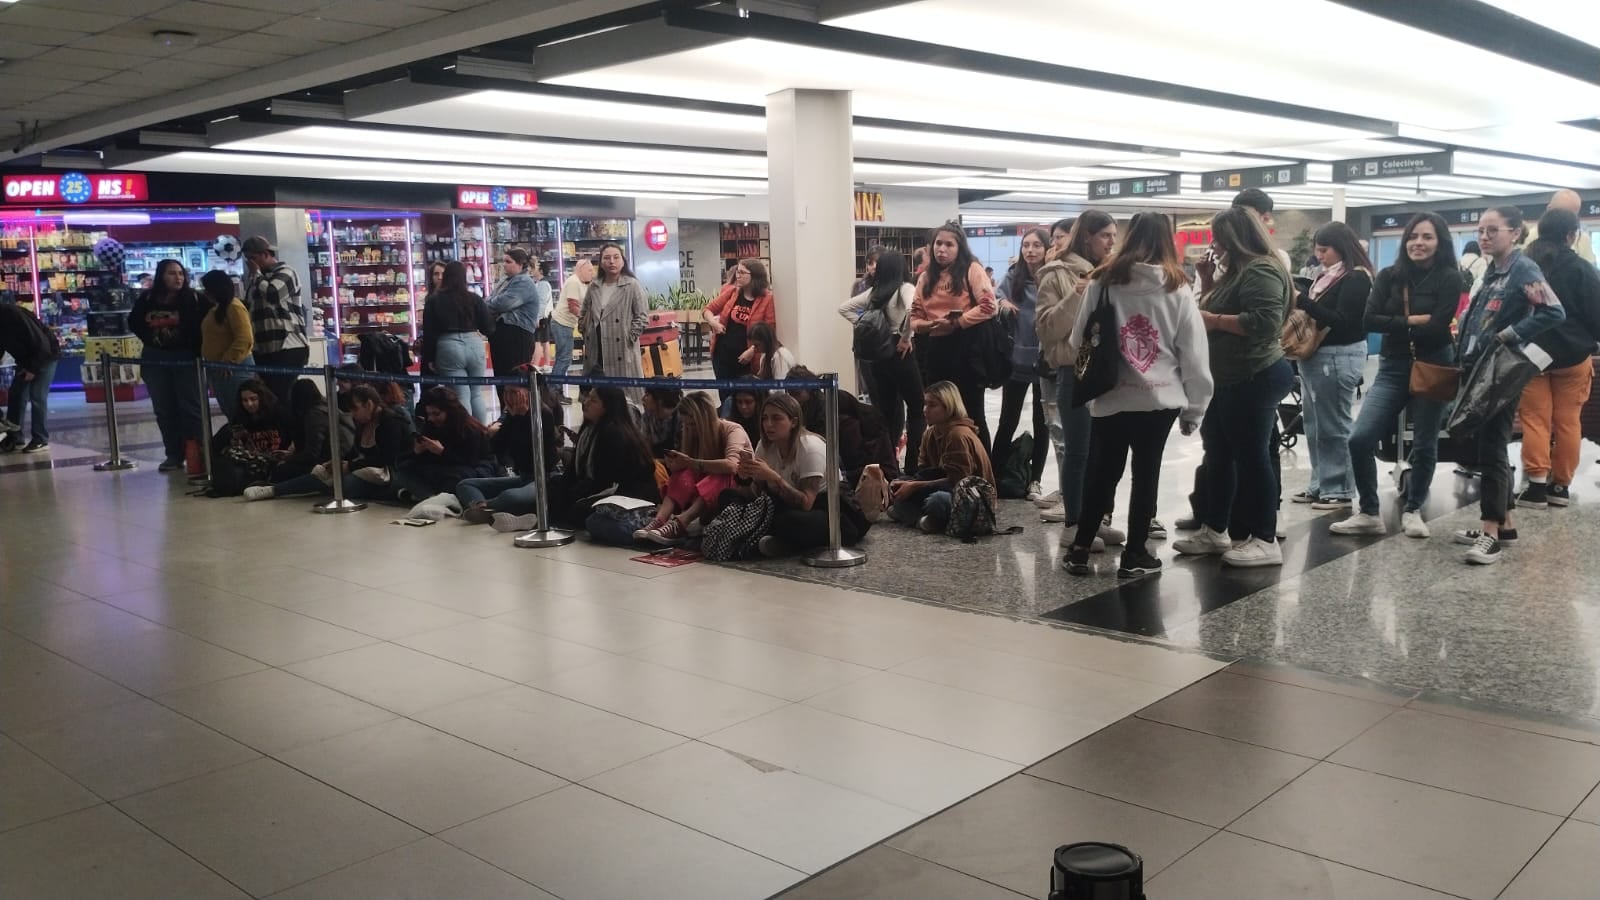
[
  {"xmin": 1516, "ymin": 483, "xmax": 1549, "ymax": 509},
  {"xmin": 1548, "ymin": 484, "xmax": 1572, "ymax": 507},
  {"xmin": 20, "ymin": 440, "xmax": 48, "ymax": 453},
  {"xmin": 157, "ymin": 459, "xmax": 185, "ymax": 472},
  {"xmin": 1063, "ymin": 546, "xmax": 1092, "ymax": 576},
  {"xmin": 1453, "ymin": 527, "xmax": 1518, "ymax": 545},
  {"xmin": 1117, "ymin": 549, "xmax": 1162, "ymax": 579},
  {"xmin": 1464, "ymin": 533, "xmax": 1501, "ymax": 565},
  {"xmin": 1148, "ymin": 520, "xmax": 1168, "ymax": 541}
]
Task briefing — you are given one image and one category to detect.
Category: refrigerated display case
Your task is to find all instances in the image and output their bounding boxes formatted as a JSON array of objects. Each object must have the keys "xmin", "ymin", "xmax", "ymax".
[{"xmin": 487, "ymin": 216, "xmax": 560, "ymax": 292}]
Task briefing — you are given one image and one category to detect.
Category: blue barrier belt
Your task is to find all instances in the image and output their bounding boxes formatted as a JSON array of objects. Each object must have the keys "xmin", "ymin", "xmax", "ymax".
[{"xmin": 542, "ymin": 374, "xmax": 835, "ymax": 391}]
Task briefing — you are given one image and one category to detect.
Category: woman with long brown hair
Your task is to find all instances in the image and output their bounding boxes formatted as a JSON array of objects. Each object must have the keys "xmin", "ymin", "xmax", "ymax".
[
  {"xmin": 705, "ymin": 257, "xmax": 776, "ymax": 402},
  {"xmin": 991, "ymin": 226, "xmax": 1052, "ymax": 498},
  {"xmin": 130, "ymin": 258, "xmax": 206, "ymax": 470},
  {"xmin": 635, "ymin": 392, "xmax": 753, "ymax": 545},
  {"xmin": 420, "ymin": 260, "xmax": 494, "ymax": 423},
  {"xmin": 1062, "ymin": 214, "xmax": 1212, "ymax": 579},
  {"xmin": 909, "ymin": 223, "xmax": 996, "ymax": 448}
]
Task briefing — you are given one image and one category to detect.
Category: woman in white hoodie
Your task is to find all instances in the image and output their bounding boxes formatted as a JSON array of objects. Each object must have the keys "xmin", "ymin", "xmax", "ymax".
[{"xmin": 1064, "ymin": 213, "xmax": 1214, "ymax": 580}]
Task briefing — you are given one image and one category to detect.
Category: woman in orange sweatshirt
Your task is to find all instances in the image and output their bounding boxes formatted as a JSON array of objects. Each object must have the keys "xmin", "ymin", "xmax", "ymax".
[
  {"xmin": 910, "ymin": 223, "xmax": 996, "ymax": 448},
  {"xmin": 703, "ymin": 258, "xmax": 776, "ymax": 403}
]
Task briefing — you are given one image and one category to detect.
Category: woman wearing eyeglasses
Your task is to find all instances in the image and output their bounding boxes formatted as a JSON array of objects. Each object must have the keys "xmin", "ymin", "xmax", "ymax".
[
  {"xmin": 704, "ymin": 258, "xmax": 776, "ymax": 403},
  {"xmin": 1451, "ymin": 205, "xmax": 1565, "ymax": 565}
]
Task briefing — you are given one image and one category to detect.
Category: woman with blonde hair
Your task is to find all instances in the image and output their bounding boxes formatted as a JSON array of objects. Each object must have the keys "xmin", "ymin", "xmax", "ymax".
[
  {"xmin": 1173, "ymin": 206, "xmax": 1293, "ymax": 568},
  {"xmin": 888, "ymin": 380, "xmax": 993, "ymax": 533},
  {"xmin": 635, "ymin": 392, "xmax": 753, "ymax": 545}
]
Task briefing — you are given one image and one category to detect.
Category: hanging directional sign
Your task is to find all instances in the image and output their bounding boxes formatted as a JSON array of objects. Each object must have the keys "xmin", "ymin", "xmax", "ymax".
[
  {"xmin": 1332, "ymin": 151, "xmax": 1454, "ymax": 183},
  {"xmin": 1087, "ymin": 173, "xmax": 1182, "ymax": 200},
  {"xmin": 1199, "ymin": 163, "xmax": 1306, "ymax": 192}
]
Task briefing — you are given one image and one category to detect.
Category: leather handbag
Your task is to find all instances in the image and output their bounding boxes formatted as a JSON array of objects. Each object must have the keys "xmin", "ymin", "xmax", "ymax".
[
  {"xmin": 1280, "ymin": 309, "xmax": 1328, "ymax": 361},
  {"xmin": 1071, "ymin": 283, "xmax": 1119, "ymax": 407},
  {"xmin": 1403, "ymin": 286, "xmax": 1460, "ymax": 402}
]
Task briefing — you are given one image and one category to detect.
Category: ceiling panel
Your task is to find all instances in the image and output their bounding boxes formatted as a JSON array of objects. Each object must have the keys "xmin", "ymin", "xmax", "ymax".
[
  {"xmin": 181, "ymin": 44, "xmax": 297, "ymax": 67},
  {"xmin": 0, "ymin": 25, "xmax": 93, "ymax": 48},
  {"xmin": 317, "ymin": 0, "xmax": 452, "ymax": 28},
  {"xmin": 204, "ymin": 0, "xmax": 326, "ymax": 11},
  {"xmin": 69, "ymin": 33, "xmax": 191, "ymax": 57},
  {"xmin": 37, "ymin": 0, "xmax": 182, "ymax": 13},
  {"xmin": 156, "ymin": 1, "xmax": 288, "ymax": 32},
  {"xmin": 258, "ymin": 16, "xmax": 388, "ymax": 43},
  {"xmin": 0, "ymin": 5, "xmax": 121, "ymax": 33}
]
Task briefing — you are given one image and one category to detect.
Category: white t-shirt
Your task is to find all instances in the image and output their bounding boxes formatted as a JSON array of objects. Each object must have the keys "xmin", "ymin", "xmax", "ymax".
[
  {"xmin": 554, "ymin": 274, "xmax": 585, "ymax": 328},
  {"xmin": 756, "ymin": 432, "xmax": 829, "ymax": 489}
]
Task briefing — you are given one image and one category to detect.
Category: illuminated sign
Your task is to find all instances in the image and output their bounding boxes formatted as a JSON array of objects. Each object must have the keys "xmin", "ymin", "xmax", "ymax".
[
  {"xmin": 3, "ymin": 172, "xmax": 149, "ymax": 204},
  {"xmin": 1333, "ymin": 151, "xmax": 1454, "ymax": 183},
  {"xmin": 854, "ymin": 191, "xmax": 885, "ymax": 222},
  {"xmin": 1088, "ymin": 173, "xmax": 1182, "ymax": 199},
  {"xmin": 456, "ymin": 185, "xmax": 538, "ymax": 212},
  {"xmin": 643, "ymin": 219, "xmax": 670, "ymax": 251},
  {"xmin": 1200, "ymin": 164, "xmax": 1306, "ymax": 192}
]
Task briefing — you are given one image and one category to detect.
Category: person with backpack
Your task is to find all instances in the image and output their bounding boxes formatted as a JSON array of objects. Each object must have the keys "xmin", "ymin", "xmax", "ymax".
[
  {"xmin": 0, "ymin": 297, "xmax": 61, "ymax": 453},
  {"xmin": 990, "ymin": 228, "xmax": 1053, "ymax": 500},
  {"xmin": 909, "ymin": 223, "xmax": 997, "ymax": 450},
  {"xmin": 1515, "ymin": 207, "xmax": 1599, "ymax": 511},
  {"xmin": 1061, "ymin": 214, "xmax": 1213, "ymax": 579},
  {"xmin": 887, "ymin": 380, "xmax": 994, "ymax": 533},
  {"xmin": 839, "ymin": 251, "xmax": 922, "ymax": 469}
]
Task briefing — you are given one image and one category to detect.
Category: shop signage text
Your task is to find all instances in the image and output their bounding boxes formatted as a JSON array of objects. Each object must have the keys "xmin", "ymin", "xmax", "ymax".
[
  {"xmin": 456, "ymin": 185, "xmax": 538, "ymax": 212},
  {"xmin": 1333, "ymin": 151, "xmax": 1454, "ymax": 183},
  {"xmin": 643, "ymin": 219, "xmax": 670, "ymax": 252},
  {"xmin": 3, "ymin": 172, "xmax": 149, "ymax": 204},
  {"xmin": 854, "ymin": 191, "xmax": 885, "ymax": 222},
  {"xmin": 1199, "ymin": 164, "xmax": 1305, "ymax": 192},
  {"xmin": 1088, "ymin": 173, "xmax": 1181, "ymax": 199}
]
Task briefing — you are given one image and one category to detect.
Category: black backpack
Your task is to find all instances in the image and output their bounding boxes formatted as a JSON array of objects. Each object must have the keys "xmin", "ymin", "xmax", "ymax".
[
  {"xmin": 964, "ymin": 305, "xmax": 1015, "ymax": 390},
  {"xmin": 358, "ymin": 332, "xmax": 413, "ymax": 374},
  {"xmin": 996, "ymin": 433, "xmax": 1033, "ymax": 499}
]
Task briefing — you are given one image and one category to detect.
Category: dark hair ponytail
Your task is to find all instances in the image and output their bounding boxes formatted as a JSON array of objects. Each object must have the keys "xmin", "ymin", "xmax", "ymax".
[{"xmin": 201, "ymin": 270, "xmax": 236, "ymax": 324}]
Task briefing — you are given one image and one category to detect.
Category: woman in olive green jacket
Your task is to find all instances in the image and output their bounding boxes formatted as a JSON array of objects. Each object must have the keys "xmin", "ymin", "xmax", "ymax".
[{"xmin": 1172, "ymin": 207, "xmax": 1293, "ymax": 569}]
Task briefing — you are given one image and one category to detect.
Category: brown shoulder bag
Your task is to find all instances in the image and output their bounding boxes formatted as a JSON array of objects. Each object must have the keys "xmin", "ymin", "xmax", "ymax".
[{"xmin": 1405, "ymin": 285, "xmax": 1460, "ymax": 402}]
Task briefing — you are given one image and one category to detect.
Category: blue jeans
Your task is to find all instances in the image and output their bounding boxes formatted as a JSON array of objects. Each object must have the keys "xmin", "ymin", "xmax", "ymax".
[
  {"xmin": 209, "ymin": 355, "xmax": 255, "ymax": 423},
  {"xmin": 6, "ymin": 359, "xmax": 57, "ymax": 442},
  {"xmin": 1037, "ymin": 369, "xmax": 1066, "ymax": 478},
  {"xmin": 1054, "ymin": 369, "xmax": 1093, "ymax": 522},
  {"xmin": 1300, "ymin": 341, "xmax": 1366, "ymax": 501},
  {"xmin": 142, "ymin": 348, "xmax": 203, "ymax": 463},
  {"xmin": 455, "ymin": 475, "xmax": 537, "ymax": 514},
  {"xmin": 890, "ymin": 490, "xmax": 953, "ymax": 530},
  {"xmin": 435, "ymin": 332, "xmax": 489, "ymax": 423},
  {"xmin": 1348, "ymin": 355, "xmax": 1447, "ymax": 516},
  {"xmin": 551, "ymin": 322, "xmax": 575, "ymax": 379},
  {"xmin": 1199, "ymin": 359, "xmax": 1294, "ymax": 543}
]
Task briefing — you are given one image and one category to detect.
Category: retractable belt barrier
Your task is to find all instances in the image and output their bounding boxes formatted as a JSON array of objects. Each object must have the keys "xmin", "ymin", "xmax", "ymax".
[{"xmin": 91, "ymin": 355, "xmax": 867, "ymax": 568}]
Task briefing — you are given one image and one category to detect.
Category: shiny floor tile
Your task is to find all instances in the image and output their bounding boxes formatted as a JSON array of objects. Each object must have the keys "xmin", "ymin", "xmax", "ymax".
[
  {"xmin": 1499, "ymin": 819, "xmax": 1600, "ymax": 900},
  {"xmin": 525, "ymin": 654, "xmax": 788, "ymax": 738},
  {"xmin": 53, "ymin": 626, "xmax": 268, "ymax": 696},
  {"xmin": 1137, "ymin": 671, "xmax": 1396, "ymax": 758},
  {"xmin": 705, "ymin": 705, "xmax": 1019, "ymax": 815},
  {"xmin": 395, "ymin": 618, "xmax": 618, "ymax": 683},
  {"xmin": 1146, "ymin": 832, "xmax": 1456, "ymax": 900},
  {"xmin": 0, "ymin": 805, "xmax": 249, "ymax": 899},
  {"xmin": 585, "ymin": 741, "xmax": 921, "ymax": 873},
  {"xmin": 1230, "ymin": 763, "xmax": 1560, "ymax": 900},
  {"xmin": 1328, "ymin": 707, "xmax": 1600, "ymax": 815},
  {"xmin": 440, "ymin": 785, "xmax": 803, "ymax": 900},
  {"xmin": 1576, "ymin": 783, "xmax": 1600, "ymax": 825},
  {"xmin": 156, "ymin": 668, "xmax": 397, "ymax": 755},
  {"xmin": 265, "ymin": 588, "xmax": 478, "ymax": 640},
  {"xmin": 272, "ymin": 837, "xmax": 558, "ymax": 900},
  {"xmin": 886, "ymin": 774, "xmax": 1215, "ymax": 896},
  {"xmin": 276, "ymin": 718, "xmax": 565, "ymax": 834},
  {"xmin": 628, "ymin": 628, "xmax": 877, "ymax": 701},
  {"xmin": 0, "ymin": 735, "xmax": 102, "ymax": 833},
  {"xmin": 888, "ymin": 644, "xmax": 1177, "ymax": 723},
  {"xmin": 1027, "ymin": 716, "xmax": 1315, "ymax": 827},
  {"xmin": 0, "ymin": 635, "xmax": 140, "ymax": 732},
  {"xmin": 115, "ymin": 757, "xmax": 424, "ymax": 898},
  {"xmin": 775, "ymin": 845, "xmax": 1028, "ymax": 900},
  {"xmin": 284, "ymin": 643, "xmax": 515, "ymax": 716}
]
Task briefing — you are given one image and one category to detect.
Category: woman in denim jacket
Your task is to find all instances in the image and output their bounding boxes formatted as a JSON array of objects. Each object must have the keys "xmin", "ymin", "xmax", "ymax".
[
  {"xmin": 1451, "ymin": 205, "xmax": 1565, "ymax": 565},
  {"xmin": 486, "ymin": 247, "xmax": 543, "ymax": 383}
]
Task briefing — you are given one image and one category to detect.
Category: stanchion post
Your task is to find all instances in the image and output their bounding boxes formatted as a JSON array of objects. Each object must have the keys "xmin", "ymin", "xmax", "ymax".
[
  {"xmin": 187, "ymin": 358, "xmax": 215, "ymax": 492},
  {"xmin": 312, "ymin": 365, "xmax": 365, "ymax": 514},
  {"xmin": 94, "ymin": 353, "xmax": 135, "ymax": 472},
  {"xmin": 804, "ymin": 373, "xmax": 867, "ymax": 568},
  {"xmin": 515, "ymin": 370, "xmax": 575, "ymax": 548}
]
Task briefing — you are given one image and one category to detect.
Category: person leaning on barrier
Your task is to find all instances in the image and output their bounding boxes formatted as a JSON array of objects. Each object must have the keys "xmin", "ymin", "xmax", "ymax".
[
  {"xmin": 736, "ymin": 391, "xmax": 870, "ymax": 557},
  {"xmin": 246, "ymin": 384, "xmax": 414, "ymax": 503}
]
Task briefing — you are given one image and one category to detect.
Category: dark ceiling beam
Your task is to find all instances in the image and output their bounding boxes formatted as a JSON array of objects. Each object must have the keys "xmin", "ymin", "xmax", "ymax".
[
  {"xmin": 1327, "ymin": 0, "xmax": 1600, "ymax": 89},
  {"xmin": 660, "ymin": 8, "xmax": 1399, "ymax": 136}
]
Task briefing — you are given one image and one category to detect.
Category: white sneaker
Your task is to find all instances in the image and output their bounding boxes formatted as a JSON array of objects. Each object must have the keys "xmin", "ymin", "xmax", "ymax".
[
  {"xmin": 1033, "ymin": 490, "xmax": 1061, "ymax": 510},
  {"xmin": 1222, "ymin": 536, "xmax": 1283, "ymax": 567},
  {"xmin": 491, "ymin": 512, "xmax": 539, "ymax": 533},
  {"xmin": 1058, "ymin": 530, "xmax": 1106, "ymax": 553},
  {"xmin": 1173, "ymin": 526, "xmax": 1231, "ymax": 556},
  {"xmin": 242, "ymin": 485, "xmax": 274, "ymax": 501},
  {"xmin": 1098, "ymin": 516, "xmax": 1127, "ymax": 546},
  {"xmin": 1039, "ymin": 505, "xmax": 1067, "ymax": 523},
  {"xmin": 1329, "ymin": 512, "xmax": 1385, "ymax": 535},
  {"xmin": 1025, "ymin": 481, "xmax": 1043, "ymax": 502},
  {"xmin": 1400, "ymin": 511, "xmax": 1429, "ymax": 539}
]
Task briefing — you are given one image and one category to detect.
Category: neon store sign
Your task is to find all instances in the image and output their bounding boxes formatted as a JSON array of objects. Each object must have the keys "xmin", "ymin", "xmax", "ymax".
[
  {"xmin": 457, "ymin": 185, "xmax": 539, "ymax": 212},
  {"xmin": 3, "ymin": 172, "xmax": 150, "ymax": 204}
]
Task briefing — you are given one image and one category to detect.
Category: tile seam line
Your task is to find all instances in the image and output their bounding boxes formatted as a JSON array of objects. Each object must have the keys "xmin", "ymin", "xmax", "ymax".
[{"xmin": 767, "ymin": 845, "xmax": 1030, "ymax": 900}]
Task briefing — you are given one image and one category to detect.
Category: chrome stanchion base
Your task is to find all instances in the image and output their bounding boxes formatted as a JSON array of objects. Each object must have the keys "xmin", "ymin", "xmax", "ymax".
[
  {"xmin": 186, "ymin": 481, "xmax": 211, "ymax": 496},
  {"xmin": 802, "ymin": 546, "xmax": 868, "ymax": 568},
  {"xmin": 93, "ymin": 460, "xmax": 136, "ymax": 471},
  {"xmin": 514, "ymin": 528, "xmax": 575, "ymax": 548},
  {"xmin": 311, "ymin": 498, "xmax": 367, "ymax": 515}
]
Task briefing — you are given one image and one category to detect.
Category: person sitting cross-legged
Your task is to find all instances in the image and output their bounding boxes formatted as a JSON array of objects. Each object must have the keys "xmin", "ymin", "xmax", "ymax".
[
  {"xmin": 887, "ymin": 380, "xmax": 993, "ymax": 533},
  {"xmin": 634, "ymin": 392, "xmax": 752, "ymax": 545}
]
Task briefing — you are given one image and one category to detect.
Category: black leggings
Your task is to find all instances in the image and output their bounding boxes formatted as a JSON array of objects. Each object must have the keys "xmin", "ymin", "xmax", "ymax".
[
  {"xmin": 923, "ymin": 333, "xmax": 990, "ymax": 451},
  {"xmin": 866, "ymin": 353, "xmax": 924, "ymax": 471},
  {"xmin": 1073, "ymin": 409, "xmax": 1178, "ymax": 555},
  {"xmin": 489, "ymin": 326, "xmax": 535, "ymax": 378},
  {"xmin": 991, "ymin": 378, "xmax": 1049, "ymax": 483},
  {"xmin": 712, "ymin": 343, "xmax": 746, "ymax": 404}
]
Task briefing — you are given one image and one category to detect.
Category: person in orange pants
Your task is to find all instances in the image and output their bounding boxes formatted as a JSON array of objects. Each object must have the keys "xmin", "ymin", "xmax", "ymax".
[{"xmin": 1517, "ymin": 208, "xmax": 1600, "ymax": 509}]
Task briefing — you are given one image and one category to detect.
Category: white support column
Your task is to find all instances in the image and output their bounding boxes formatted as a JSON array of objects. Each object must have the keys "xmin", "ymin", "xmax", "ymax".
[
  {"xmin": 1331, "ymin": 187, "xmax": 1348, "ymax": 224},
  {"xmin": 766, "ymin": 88, "xmax": 855, "ymax": 387}
]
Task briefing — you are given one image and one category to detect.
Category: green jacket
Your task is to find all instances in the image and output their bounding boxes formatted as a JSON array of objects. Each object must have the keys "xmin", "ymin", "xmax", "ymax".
[{"xmin": 1201, "ymin": 257, "xmax": 1291, "ymax": 388}]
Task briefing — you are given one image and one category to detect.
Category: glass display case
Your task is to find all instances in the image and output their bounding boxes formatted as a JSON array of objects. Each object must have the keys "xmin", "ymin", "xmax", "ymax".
[
  {"xmin": 563, "ymin": 218, "xmax": 633, "ymax": 283},
  {"xmin": 487, "ymin": 216, "xmax": 560, "ymax": 293},
  {"xmin": 307, "ymin": 213, "xmax": 420, "ymax": 363}
]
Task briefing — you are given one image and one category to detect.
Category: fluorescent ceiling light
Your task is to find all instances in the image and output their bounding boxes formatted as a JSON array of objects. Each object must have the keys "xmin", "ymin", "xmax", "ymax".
[
  {"xmin": 62, "ymin": 212, "xmax": 150, "ymax": 226},
  {"xmin": 465, "ymin": 89, "xmax": 763, "ymax": 133},
  {"xmin": 1253, "ymin": 139, "xmax": 1447, "ymax": 161},
  {"xmin": 1453, "ymin": 153, "xmax": 1600, "ymax": 189}
]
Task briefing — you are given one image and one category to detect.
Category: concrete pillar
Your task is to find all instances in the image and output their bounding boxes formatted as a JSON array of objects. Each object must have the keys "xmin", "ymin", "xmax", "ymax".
[{"xmin": 766, "ymin": 88, "xmax": 855, "ymax": 390}]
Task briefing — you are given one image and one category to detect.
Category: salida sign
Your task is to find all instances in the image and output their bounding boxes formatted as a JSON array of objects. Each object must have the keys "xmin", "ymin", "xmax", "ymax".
[
  {"xmin": 3, "ymin": 172, "xmax": 149, "ymax": 204},
  {"xmin": 456, "ymin": 185, "xmax": 538, "ymax": 212}
]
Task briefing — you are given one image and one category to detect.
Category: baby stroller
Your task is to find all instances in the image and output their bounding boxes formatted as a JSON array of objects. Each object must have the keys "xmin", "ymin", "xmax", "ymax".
[{"xmin": 1277, "ymin": 365, "xmax": 1304, "ymax": 451}]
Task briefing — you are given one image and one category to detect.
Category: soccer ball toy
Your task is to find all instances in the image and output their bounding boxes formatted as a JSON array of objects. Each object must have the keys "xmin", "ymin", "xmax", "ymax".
[{"xmin": 93, "ymin": 237, "xmax": 126, "ymax": 273}]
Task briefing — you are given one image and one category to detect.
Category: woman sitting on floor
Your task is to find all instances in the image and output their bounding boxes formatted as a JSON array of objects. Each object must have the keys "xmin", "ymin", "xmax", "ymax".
[
  {"xmin": 269, "ymin": 379, "xmax": 345, "ymax": 485},
  {"xmin": 207, "ymin": 379, "xmax": 287, "ymax": 496},
  {"xmin": 246, "ymin": 384, "xmax": 413, "ymax": 502},
  {"xmin": 457, "ymin": 386, "xmax": 564, "ymax": 527},
  {"xmin": 735, "ymin": 391, "xmax": 869, "ymax": 557},
  {"xmin": 726, "ymin": 378, "xmax": 766, "ymax": 447},
  {"xmin": 634, "ymin": 392, "xmax": 753, "ymax": 545},
  {"xmin": 546, "ymin": 386, "xmax": 661, "ymax": 541},
  {"xmin": 887, "ymin": 380, "xmax": 994, "ymax": 533},
  {"xmin": 392, "ymin": 386, "xmax": 499, "ymax": 502},
  {"xmin": 787, "ymin": 364, "xmax": 900, "ymax": 488}
]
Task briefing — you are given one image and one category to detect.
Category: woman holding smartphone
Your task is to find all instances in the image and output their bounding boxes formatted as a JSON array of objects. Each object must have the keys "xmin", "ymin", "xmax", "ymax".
[{"xmin": 909, "ymin": 223, "xmax": 996, "ymax": 449}]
